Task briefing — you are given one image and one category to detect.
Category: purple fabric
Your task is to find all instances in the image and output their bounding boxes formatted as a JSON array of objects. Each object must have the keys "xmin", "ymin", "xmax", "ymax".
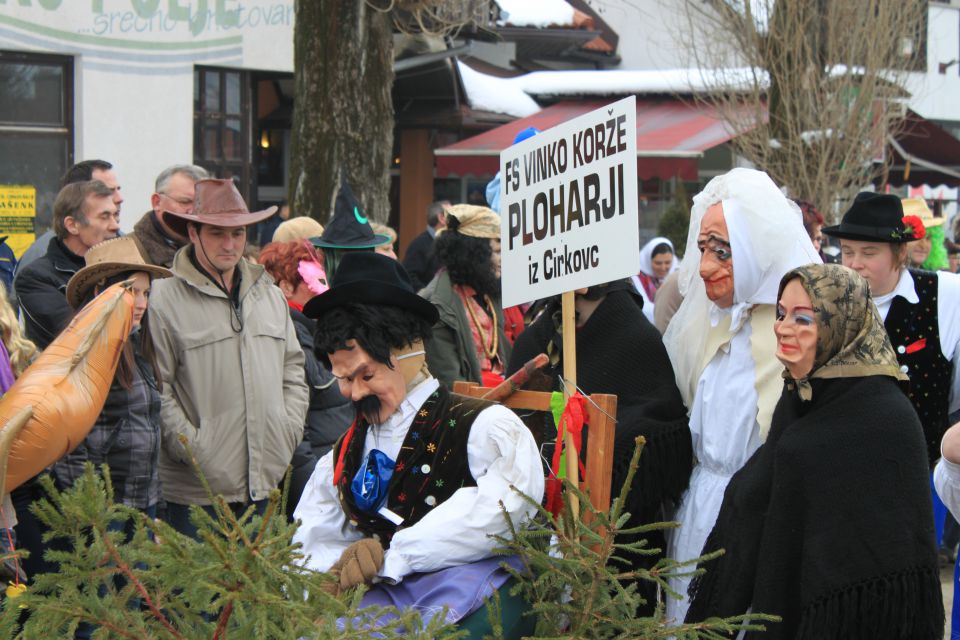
[
  {"xmin": 338, "ymin": 555, "xmax": 524, "ymax": 632},
  {"xmin": 0, "ymin": 341, "xmax": 15, "ymax": 394}
]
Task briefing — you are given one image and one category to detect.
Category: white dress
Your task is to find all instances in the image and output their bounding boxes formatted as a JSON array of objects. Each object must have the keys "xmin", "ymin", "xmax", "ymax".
[{"xmin": 665, "ymin": 320, "xmax": 764, "ymax": 624}]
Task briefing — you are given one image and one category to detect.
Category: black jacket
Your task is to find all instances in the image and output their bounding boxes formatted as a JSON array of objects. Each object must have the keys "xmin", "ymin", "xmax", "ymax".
[
  {"xmin": 14, "ymin": 236, "xmax": 85, "ymax": 349},
  {"xmin": 402, "ymin": 229, "xmax": 438, "ymax": 292},
  {"xmin": 290, "ymin": 307, "xmax": 354, "ymax": 458}
]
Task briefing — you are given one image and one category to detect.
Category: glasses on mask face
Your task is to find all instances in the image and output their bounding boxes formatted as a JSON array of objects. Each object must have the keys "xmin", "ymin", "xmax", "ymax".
[{"xmin": 698, "ymin": 235, "xmax": 732, "ymax": 261}]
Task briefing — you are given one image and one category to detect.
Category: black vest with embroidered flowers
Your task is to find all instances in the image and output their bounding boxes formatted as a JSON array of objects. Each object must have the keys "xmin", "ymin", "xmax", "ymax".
[
  {"xmin": 334, "ymin": 385, "xmax": 492, "ymax": 545},
  {"xmin": 884, "ymin": 269, "xmax": 951, "ymax": 466}
]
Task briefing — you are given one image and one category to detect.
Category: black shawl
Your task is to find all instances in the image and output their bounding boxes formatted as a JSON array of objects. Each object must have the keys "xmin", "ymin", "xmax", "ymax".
[
  {"xmin": 508, "ymin": 289, "xmax": 691, "ymax": 516},
  {"xmin": 686, "ymin": 376, "xmax": 943, "ymax": 639}
]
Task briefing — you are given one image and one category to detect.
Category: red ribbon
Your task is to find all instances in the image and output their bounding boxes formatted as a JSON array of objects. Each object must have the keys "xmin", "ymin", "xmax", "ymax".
[
  {"xmin": 905, "ymin": 338, "xmax": 927, "ymax": 354},
  {"xmin": 333, "ymin": 418, "xmax": 358, "ymax": 486},
  {"xmin": 545, "ymin": 393, "xmax": 588, "ymax": 517}
]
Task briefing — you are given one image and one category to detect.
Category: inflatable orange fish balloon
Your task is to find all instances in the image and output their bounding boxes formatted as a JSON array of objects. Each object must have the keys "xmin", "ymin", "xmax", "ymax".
[{"xmin": 0, "ymin": 281, "xmax": 135, "ymax": 495}]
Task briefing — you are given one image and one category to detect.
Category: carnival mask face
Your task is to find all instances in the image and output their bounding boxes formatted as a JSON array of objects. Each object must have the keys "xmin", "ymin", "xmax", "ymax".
[
  {"xmin": 297, "ymin": 258, "xmax": 329, "ymax": 296},
  {"xmin": 698, "ymin": 203, "xmax": 735, "ymax": 308},
  {"xmin": 774, "ymin": 278, "xmax": 818, "ymax": 379},
  {"xmin": 329, "ymin": 339, "xmax": 407, "ymax": 425}
]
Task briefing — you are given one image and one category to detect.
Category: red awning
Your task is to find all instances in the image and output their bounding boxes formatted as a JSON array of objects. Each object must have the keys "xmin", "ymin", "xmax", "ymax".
[
  {"xmin": 886, "ymin": 110, "xmax": 960, "ymax": 188},
  {"xmin": 435, "ymin": 98, "xmax": 738, "ymax": 181}
]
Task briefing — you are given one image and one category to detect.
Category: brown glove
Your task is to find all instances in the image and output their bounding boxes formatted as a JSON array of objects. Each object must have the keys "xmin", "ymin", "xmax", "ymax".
[{"xmin": 329, "ymin": 539, "xmax": 384, "ymax": 591}]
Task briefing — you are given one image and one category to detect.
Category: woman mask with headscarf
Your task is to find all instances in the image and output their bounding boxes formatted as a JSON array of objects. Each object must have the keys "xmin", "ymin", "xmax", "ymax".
[
  {"xmin": 686, "ymin": 264, "xmax": 942, "ymax": 638},
  {"xmin": 662, "ymin": 168, "xmax": 821, "ymax": 623}
]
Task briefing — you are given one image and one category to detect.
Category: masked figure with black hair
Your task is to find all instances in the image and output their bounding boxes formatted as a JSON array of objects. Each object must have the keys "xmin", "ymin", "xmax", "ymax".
[
  {"xmin": 293, "ymin": 252, "xmax": 543, "ymax": 637},
  {"xmin": 420, "ymin": 205, "xmax": 511, "ymax": 388}
]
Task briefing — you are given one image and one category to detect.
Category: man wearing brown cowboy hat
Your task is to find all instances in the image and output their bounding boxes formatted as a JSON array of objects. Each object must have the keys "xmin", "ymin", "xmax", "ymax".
[{"xmin": 148, "ymin": 178, "xmax": 308, "ymax": 537}]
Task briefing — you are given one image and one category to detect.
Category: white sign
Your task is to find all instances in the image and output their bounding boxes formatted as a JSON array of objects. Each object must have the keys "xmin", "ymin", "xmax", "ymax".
[{"xmin": 499, "ymin": 96, "xmax": 639, "ymax": 307}]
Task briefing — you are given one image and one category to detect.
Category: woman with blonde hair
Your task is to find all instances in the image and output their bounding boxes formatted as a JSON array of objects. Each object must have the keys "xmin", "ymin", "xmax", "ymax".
[
  {"xmin": 0, "ymin": 279, "xmax": 35, "ymax": 583},
  {"xmin": 0, "ymin": 281, "xmax": 36, "ymax": 380}
]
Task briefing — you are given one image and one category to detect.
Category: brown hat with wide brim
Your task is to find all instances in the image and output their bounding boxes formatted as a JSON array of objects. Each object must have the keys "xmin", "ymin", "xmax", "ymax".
[
  {"xmin": 66, "ymin": 236, "xmax": 173, "ymax": 308},
  {"xmin": 163, "ymin": 178, "xmax": 277, "ymax": 238}
]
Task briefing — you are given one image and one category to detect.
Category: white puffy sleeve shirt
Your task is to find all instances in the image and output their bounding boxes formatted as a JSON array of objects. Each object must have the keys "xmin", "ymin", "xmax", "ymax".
[
  {"xmin": 292, "ymin": 378, "xmax": 544, "ymax": 584},
  {"xmin": 935, "ymin": 455, "xmax": 960, "ymax": 522}
]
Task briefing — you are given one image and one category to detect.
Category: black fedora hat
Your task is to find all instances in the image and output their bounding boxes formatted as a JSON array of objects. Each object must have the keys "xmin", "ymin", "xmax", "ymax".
[
  {"xmin": 312, "ymin": 173, "xmax": 390, "ymax": 250},
  {"xmin": 822, "ymin": 192, "xmax": 916, "ymax": 243},
  {"xmin": 303, "ymin": 251, "xmax": 439, "ymax": 322}
]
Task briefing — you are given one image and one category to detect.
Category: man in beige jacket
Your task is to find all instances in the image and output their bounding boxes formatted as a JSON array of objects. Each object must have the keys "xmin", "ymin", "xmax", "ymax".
[{"xmin": 149, "ymin": 179, "xmax": 308, "ymax": 538}]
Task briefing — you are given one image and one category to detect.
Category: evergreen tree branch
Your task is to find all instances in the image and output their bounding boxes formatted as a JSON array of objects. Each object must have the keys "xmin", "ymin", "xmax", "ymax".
[{"xmin": 97, "ymin": 515, "xmax": 185, "ymax": 640}]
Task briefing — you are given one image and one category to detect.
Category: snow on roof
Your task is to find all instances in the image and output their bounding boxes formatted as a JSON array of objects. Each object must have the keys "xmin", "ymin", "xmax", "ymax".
[
  {"xmin": 496, "ymin": 0, "xmax": 576, "ymax": 28},
  {"xmin": 518, "ymin": 67, "xmax": 768, "ymax": 96},
  {"xmin": 455, "ymin": 62, "xmax": 771, "ymax": 118},
  {"xmin": 456, "ymin": 61, "xmax": 541, "ymax": 118}
]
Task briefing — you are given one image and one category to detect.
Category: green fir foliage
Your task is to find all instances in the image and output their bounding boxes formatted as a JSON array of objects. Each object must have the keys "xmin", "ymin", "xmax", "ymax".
[
  {"xmin": 0, "ymin": 438, "xmax": 774, "ymax": 638},
  {"xmin": 0, "ymin": 464, "xmax": 459, "ymax": 640},
  {"xmin": 656, "ymin": 182, "xmax": 692, "ymax": 259},
  {"xmin": 493, "ymin": 437, "xmax": 777, "ymax": 639}
]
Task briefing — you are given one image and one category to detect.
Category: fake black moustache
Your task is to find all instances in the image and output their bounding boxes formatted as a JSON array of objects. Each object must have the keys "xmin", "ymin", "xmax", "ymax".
[{"xmin": 355, "ymin": 395, "xmax": 383, "ymax": 424}]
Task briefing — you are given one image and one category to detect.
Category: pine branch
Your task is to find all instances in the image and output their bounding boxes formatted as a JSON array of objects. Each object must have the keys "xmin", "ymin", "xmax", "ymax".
[{"xmin": 97, "ymin": 515, "xmax": 185, "ymax": 640}]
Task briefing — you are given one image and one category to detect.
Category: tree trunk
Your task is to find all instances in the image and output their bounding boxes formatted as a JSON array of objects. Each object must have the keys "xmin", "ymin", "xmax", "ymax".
[{"xmin": 290, "ymin": 0, "xmax": 394, "ymax": 224}]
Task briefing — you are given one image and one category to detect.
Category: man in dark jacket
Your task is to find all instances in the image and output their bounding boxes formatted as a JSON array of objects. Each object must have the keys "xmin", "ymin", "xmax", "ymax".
[
  {"xmin": 11, "ymin": 178, "xmax": 119, "ymax": 582},
  {"xmin": 132, "ymin": 164, "xmax": 209, "ymax": 268},
  {"xmin": 0, "ymin": 237, "xmax": 15, "ymax": 297},
  {"xmin": 14, "ymin": 159, "xmax": 123, "ymax": 302},
  {"xmin": 402, "ymin": 200, "xmax": 447, "ymax": 291},
  {"xmin": 15, "ymin": 180, "xmax": 119, "ymax": 350}
]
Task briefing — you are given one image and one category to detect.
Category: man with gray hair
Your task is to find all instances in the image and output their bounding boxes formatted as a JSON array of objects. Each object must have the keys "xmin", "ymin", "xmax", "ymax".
[
  {"xmin": 133, "ymin": 164, "xmax": 210, "ymax": 267},
  {"xmin": 15, "ymin": 180, "xmax": 119, "ymax": 350}
]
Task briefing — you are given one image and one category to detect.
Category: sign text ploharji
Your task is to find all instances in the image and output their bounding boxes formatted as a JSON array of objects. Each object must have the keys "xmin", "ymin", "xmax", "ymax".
[{"xmin": 499, "ymin": 96, "xmax": 639, "ymax": 307}]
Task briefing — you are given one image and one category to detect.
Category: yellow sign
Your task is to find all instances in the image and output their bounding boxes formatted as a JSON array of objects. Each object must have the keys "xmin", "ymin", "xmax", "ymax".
[{"xmin": 0, "ymin": 185, "xmax": 37, "ymax": 258}]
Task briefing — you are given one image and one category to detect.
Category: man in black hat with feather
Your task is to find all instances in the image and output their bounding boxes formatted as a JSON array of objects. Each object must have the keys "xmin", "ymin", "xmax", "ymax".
[{"xmin": 824, "ymin": 192, "xmax": 960, "ymax": 467}]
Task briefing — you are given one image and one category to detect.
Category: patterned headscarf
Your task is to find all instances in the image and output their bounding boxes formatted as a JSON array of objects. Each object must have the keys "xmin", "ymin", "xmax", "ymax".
[
  {"xmin": 440, "ymin": 205, "xmax": 500, "ymax": 239},
  {"xmin": 778, "ymin": 263, "xmax": 906, "ymax": 400}
]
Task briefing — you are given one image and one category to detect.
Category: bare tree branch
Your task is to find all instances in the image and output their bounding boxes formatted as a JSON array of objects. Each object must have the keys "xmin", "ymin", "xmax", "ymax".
[{"xmin": 682, "ymin": 0, "xmax": 926, "ymax": 218}]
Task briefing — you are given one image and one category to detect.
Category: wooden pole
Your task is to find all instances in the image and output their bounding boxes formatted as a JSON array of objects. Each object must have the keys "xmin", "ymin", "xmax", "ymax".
[{"xmin": 561, "ymin": 290, "xmax": 580, "ymax": 519}]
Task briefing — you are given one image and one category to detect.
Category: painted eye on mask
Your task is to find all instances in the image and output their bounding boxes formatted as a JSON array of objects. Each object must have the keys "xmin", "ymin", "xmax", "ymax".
[
  {"xmin": 776, "ymin": 306, "xmax": 816, "ymax": 326},
  {"xmin": 712, "ymin": 246, "xmax": 732, "ymax": 261},
  {"xmin": 698, "ymin": 236, "xmax": 732, "ymax": 261}
]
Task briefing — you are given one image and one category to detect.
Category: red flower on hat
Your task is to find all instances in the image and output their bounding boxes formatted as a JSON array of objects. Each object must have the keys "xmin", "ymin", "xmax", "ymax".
[{"xmin": 902, "ymin": 215, "xmax": 926, "ymax": 240}]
